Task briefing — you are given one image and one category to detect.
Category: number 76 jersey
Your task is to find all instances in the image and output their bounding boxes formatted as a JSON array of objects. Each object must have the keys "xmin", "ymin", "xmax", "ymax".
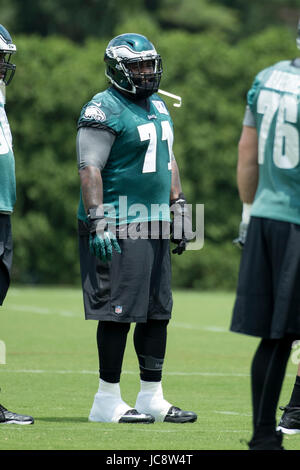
[
  {"xmin": 248, "ymin": 60, "xmax": 300, "ymax": 225},
  {"xmin": 77, "ymin": 87, "xmax": 174, "ymax": 225}
]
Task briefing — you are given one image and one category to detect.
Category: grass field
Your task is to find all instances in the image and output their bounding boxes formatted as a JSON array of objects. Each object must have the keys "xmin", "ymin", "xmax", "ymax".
[{"xmin": 0, "ymin": 286, "xmax": 299, "ymax": 452}]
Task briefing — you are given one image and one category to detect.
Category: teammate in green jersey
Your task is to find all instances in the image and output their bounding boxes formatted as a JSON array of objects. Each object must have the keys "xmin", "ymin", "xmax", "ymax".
[
  {"xmin": 76, "ymin": 33, "xmax": 197, "ymax": 424},
  {"xmin": 230, "ymin": 23, "xmax": 300, "ymax": 449},
  {"xmin": 0, "ymin": 24, "xmax": 34, "ymax": 425}
]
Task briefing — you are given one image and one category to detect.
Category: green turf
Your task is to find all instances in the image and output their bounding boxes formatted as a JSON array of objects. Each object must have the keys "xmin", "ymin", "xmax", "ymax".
[{"xmin": 0, "ymin": 287, "xmax": 299, "ymax": 450}]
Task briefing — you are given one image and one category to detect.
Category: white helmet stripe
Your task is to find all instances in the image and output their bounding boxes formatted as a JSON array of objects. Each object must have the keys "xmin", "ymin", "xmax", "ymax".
[
  {"xmin": 0, "ymin": 34, "xmax": 16, "ymax": 53},
  {"xmin": 108, "ymin": 44, "xmax": 157, "ymax": 60}
]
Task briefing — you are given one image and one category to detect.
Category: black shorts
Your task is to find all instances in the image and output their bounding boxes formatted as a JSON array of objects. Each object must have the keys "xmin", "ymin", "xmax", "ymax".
[
  {"xmin": 78, "ymin": 220, "xmax": 173, "ymax": 322},
  {"xmin": 230, "ymin": 216, "xmax": 300, "ymax": 339},
  {"xmin": 0, "ymin": 214, "xmax": 13, "ymax": 306}
]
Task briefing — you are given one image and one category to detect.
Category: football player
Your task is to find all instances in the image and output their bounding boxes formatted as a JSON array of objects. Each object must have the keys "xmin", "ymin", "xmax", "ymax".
[
  {"xmin": 230, "ymin": 22, "xmax": 300, "ymax": 449},
  {"xmin": 76, "ymin": 33, "xmax": 197, "ymax": 423},
  {"xmin": 0, "ymin": 24, "xmax": 34, "ymax": 425}
]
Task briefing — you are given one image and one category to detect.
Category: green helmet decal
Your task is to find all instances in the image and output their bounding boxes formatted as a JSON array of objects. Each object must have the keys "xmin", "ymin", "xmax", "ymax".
[{"xmin": 104, "ymin": 33, "xmax": 163, "ymax": 99}]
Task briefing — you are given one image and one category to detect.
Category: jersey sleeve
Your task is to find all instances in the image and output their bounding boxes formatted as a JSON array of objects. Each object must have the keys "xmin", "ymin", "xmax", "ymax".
[
  {"xmin": 77, "ymin": 91, "xmax": 123, "ymax": 135},
  {"xmin": 247, "ymin": 75, "xmax": 261, "ymax": 113},
  {"xmin": 247, "ymin": 67, "xmax": 271, "ymax": 113}
]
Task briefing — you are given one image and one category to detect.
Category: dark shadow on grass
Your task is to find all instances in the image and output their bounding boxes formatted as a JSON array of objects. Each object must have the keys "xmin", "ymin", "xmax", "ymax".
[{"xmin": 36, "ymin": 417, "xmax": 88, "ymax": 423}]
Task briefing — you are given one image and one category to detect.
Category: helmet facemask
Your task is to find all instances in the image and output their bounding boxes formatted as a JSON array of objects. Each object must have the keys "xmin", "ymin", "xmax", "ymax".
[
  {"xmin": 0, "ymin": 51, "xmax": 16, "ymax": 85},
  {"xmin": 120, "ymin": 56, "xmax": 163, "ymax": 99},
  {"xmin": 0, "ymin": 24, "xmax": 17, "ymax": 86}
]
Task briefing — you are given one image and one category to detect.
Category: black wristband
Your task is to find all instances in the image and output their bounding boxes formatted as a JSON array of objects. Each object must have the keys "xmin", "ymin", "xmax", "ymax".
[
  {"xmin": 170, "ymin": 192, "xmax": 186, "ymax": 206},
  {"xmin": 87, "ymin": 206, "xmax": 104, "ymax": 221}
]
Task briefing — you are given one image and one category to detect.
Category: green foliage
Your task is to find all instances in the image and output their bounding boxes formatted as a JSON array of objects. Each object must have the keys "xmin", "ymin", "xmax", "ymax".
[
  {"xmin": 113, "ymin": 13, "xmax": 161, "ymax": 40},
  {"xmin": 1, "ymin": 0, "xmax": 147, "ymax": 42},
  {"xmin": 221, "ymin": 0, "xmax": 300, "ymax": 37},
  {"xmin": 157, "ymin": 0, "xmax": 239, "ymax": 34},
  {"xmin": 2, "ymin": 0, "xmax": 299, "ymax": 44},
  {"xmin": 5, "ymin": 25, "xmax": 297, "ymax": 287}
]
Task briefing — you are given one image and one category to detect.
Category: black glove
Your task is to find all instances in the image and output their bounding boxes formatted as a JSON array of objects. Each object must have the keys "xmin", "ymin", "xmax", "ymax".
[
  {"xmin": 170, "ymin": 193, "xmax": 193, "ymax": 255},
  {"xmin": 233, "ymin": 221, "xmax": 248, "ymax": 249},
  {"xmin": 87, "ymin": 207, "xmax": 121, "ymax": 262}
]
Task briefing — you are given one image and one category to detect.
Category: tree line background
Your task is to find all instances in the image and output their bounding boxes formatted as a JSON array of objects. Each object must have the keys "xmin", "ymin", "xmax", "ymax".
[{"xmin": 2, "ymin": 0, "xmax": 300, "ymax": 289}]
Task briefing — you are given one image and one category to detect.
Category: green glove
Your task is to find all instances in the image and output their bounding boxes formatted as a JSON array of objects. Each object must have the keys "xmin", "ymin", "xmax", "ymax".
[{"xmin": 87, "ymin": 207, "xmax": 121, "ymax": 262}]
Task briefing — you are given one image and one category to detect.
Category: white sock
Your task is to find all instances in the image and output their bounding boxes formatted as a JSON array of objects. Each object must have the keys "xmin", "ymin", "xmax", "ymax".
[
  {"xmin": 135, "ymin": 380, "xmax": 172, "ymax": 422},
  {"xmin": 89, "ymin": 379, "xmax": 132, "ymax": 423},
  {"xmin": 97, "ymin": 379, "xmax": 121, "ymax": 396}
]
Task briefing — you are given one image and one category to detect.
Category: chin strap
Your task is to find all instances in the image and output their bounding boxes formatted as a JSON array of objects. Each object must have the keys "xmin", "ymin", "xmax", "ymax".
[{"xmin": 158, "ymin": 89, "xmax": 182, "ymax": 107}]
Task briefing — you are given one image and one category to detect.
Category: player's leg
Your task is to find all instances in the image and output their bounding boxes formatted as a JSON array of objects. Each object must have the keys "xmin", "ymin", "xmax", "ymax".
[
  {"xmin": 0, "ymin": 215, "xmax": 34, "ymax": 425},
  {"xmin": 274, "ymin": 223, "xmax": 300, "ymax": 435},
  {"xmin": 134, "ymin": 319, "xmax": 197, "ymax": 423},
  {"xmin": 89, "ymin": 320, "xmax": 154, "ymax": 423},
  {"xmin": 133, "ymin": 319, "xmax": 170, "ymax": 420},
  {"xmin": 249, "ymin": 335, "xmax": 294, "ymax": 449},
  {"xmin": 133, "ymin": 237, "xmax": 197, "ymax": 423},
  {"xmin": 277, "ymin": 361, "xmax": 300, "ymax": 434}
]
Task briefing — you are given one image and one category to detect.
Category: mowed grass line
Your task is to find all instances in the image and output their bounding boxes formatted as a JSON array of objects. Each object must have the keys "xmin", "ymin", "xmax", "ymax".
[{"xmin": 0, "ymin": 287, "xmax": 299, "ymax": 450}]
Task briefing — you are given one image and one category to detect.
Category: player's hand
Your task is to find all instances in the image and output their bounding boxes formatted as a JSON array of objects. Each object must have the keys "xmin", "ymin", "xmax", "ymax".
[
  {"xmin": 88, "ymin": 210, "xmax": 121, "ymax": 262},
  {"xmin": 233, "ymin": 221, "xmax": 248, "ymax": 249},
  {"xmin": 170, "ymin": 193, "xmax": 193, "ymax": 255}
]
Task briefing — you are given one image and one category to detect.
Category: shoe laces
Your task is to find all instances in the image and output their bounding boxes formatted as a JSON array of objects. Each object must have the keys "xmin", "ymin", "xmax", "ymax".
[
  {"xmin": 169, "ymin": 406, "xmax": 181, "ymax": 413},
  {"xmin": 124, "ymin": 409, "xmax": 139, "ymax": 416},
  {"xmin": 279, "ymin": 405, "xmax": 300, "ymax": 411}
]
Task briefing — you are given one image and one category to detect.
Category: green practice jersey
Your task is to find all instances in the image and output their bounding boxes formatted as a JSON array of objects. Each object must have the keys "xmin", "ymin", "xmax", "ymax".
[
  {"xmin": 0, "ymin": 99, "xmax": 16, "ymax": 213},
  {"xmin": 77, "ymin": 87, "xmax": 174, "ymax": 225},
  {"xmin": 248, "ymin": 60, "xmax": 300, "ymax": 225}
]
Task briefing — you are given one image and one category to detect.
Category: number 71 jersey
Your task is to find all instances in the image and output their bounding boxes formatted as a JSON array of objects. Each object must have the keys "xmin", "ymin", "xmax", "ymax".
[
  {"xmin": 248, "ymin": 60, "xmax": 300, "ymax": 225},
  {"xmin": 77, "ymin": 87, "xmax": 174, "ymax": 225}
]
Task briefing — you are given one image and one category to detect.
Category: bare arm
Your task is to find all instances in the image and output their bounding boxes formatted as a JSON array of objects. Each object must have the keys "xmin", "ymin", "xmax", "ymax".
[
  {"xmin": 237, "ymin": 125, "xmax": 259, "ymax": 204},
  {"xmin": 79, "ymin": 166, "xmax": 103, "ymax": 214},
  {"xmin": 170, "ymin": 156, "xmax": 183, "ymax": 202}
]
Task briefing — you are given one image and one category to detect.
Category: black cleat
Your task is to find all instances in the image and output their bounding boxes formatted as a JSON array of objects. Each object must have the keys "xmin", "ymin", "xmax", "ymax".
[
  {"xmin": 248, "ymin": 430, "xmax": 284, "ymax": 450},
  {"xmin": 163, "ymin": 406, "xmax": 197, "ymax": 423},
  {"xmin": 277, "ymin": 405, "xmax": 300, "ymax": 435},
  {"xmin": 0, "ymin": 404, "xmax": 34, "ymax": 425},
  {"xmin": 118, "ymin": 409, "xmax": 155, "ymax": 424}
]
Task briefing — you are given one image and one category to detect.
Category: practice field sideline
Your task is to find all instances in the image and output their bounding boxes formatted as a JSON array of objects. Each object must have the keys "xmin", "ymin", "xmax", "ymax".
[{"xmin": 0, "ymin": 287, "xmax": 299, "ymax": 451}]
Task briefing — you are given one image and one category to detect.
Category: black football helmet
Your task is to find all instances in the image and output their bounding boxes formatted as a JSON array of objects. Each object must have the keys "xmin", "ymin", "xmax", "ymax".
[
  {"xmin": 0, "ymin": 24, "xmax": 16, "ymax": 85},
  {"xmin": 104, "ymin": 33, "xmax": 163, "ymax": 99}
]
